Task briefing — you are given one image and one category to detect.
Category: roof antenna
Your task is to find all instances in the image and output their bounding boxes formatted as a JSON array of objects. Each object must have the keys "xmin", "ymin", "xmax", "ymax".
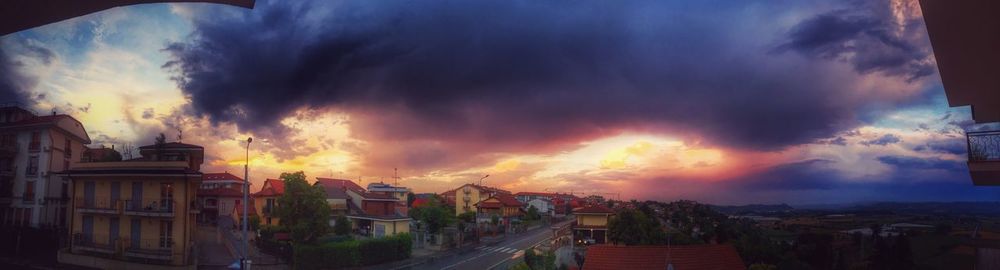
[
  {"xmin": 394, "ymin": 168, "xmax": 399, "ymax": 186},
  {"xmin": 176, "ymin": 128, "xmax": 183, "ymax": 143},
  {"xmin": 51, "ymin": 108, "xmax": 56, "ymax": 116}
]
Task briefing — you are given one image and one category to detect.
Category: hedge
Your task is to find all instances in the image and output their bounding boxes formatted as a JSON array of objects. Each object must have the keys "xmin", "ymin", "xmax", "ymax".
[{"xmin": 294, "ymin": 233, "xmax": 412, "ymax": 270}]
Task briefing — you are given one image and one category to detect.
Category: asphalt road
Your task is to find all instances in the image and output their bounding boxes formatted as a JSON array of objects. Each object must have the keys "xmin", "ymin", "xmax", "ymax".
[{"xmin": 405, "ymin": 220, "xmax": 572, "ymax": 270}]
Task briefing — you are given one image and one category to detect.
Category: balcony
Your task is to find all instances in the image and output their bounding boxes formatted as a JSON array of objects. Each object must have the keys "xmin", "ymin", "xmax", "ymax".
[
  {"xmin": 123, "ymin": 199, "xmax": 174, "ymax": 217},
  {"xmin": 72, "ymin": 233, "xmax": 116, "ymax": 254},
  {"xmin": 22, "ymin": 193, "xmax": 34, "ymax": 204},
  {"xmin": 967, "ymin": 130, "xmax": 1000, "ymax": 186},
  {"xmin": 123, "ymin": 238, "xmax": 173, "ymax": 260},
  {"xmin": 75, "ymin": 198, "xmax": 120, "ymax": 215}
]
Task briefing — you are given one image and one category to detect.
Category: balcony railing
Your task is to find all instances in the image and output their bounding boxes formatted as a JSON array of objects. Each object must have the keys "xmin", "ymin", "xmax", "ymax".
[
  {"xmin": 75, "ymin": 198, "xmax": 120, "ymax": 214},
  {"xmin": 72, "ymin": 233, "xmax": 117, "ymax": 254},
  {"xmin": 968, "ymin": 130, "xmax": 1000, "ymax": 162},
  {"xmin": 123, "ymin": 238, "xmax": 174, "ymax": 260},
  {"xmin": 22, "ymin": 193, "xmax": 34, "ymax": 204},
  {"xmin": 123, "ymin": 199, "xmax": 175, "ymax": 217}
]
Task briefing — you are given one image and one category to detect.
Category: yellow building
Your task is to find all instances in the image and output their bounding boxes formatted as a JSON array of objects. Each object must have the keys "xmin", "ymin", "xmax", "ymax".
[
  {"xmin": 58, "ymin": 142, "xmax": 204, "ymax": 269},
  {"xmin": 440, "ymin": 183, "xmax": 510, "ymax": 216},
  {"xmin": 573, "ymin": 205, "xmax": 615, "ymax": 245},
  {"xmin": 252, "ymin": 178, "xmax": 284, "ymax": 226}
]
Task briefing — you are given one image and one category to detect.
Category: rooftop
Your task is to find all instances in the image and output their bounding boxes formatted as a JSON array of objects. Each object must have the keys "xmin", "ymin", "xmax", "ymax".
[{"xmin": 582, "ymin": 244, "xmax": 745, "ymax": 270}]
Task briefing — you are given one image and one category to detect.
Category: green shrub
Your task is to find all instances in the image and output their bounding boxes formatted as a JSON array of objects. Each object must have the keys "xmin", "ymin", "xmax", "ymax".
[{"xmin": 293, "ymin": 233, "xmax": 412, "ymax": 269}]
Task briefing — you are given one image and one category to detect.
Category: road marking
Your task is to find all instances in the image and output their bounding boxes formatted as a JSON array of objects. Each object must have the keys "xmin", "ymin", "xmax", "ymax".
[{"xmin": 442, "ymin": 220, "xmax": 574, "ymax": 270}]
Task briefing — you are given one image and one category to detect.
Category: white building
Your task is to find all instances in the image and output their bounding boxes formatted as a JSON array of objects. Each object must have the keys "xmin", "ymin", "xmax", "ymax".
[
  {"xmin": 0, "ymin": 104, "xmax": 91, "ymax": 228},
  {"xmin": 526, "ymin": 198, "xmax": 554, "ymax": 216}
]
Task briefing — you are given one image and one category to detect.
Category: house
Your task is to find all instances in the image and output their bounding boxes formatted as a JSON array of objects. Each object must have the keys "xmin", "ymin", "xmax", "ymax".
[
  {"xmin": 474, "ymin": 193, "xmax": 524, "ymax": 232},
  {"xmin": 366, "ymin": 182, "xmax": 411, "ymax": 216},
  {"xmin": 573, "ymin": 205, "xmax": 615, "ymax": 244},
  {"xmin": 0, "ymin": 104, "xmax": 91, "ymax": 228},
  {"xmin": 197, "ymin": 172, "xmax": 247, "ymax": 224},
  {"xmin": 411, "ymin": 197, "xmax": 431, "ymax": 208},
  {"xmin": 315, "ymin": 178, "xmax": 410, "ymax": 237},
  {"xmin": 514, "ymin": 191, "xmax": 555, "ymax": 203},
  {"xmin": 80, "ymin": 146, "xmax": 121, "ymax": 163},
  {"xmin": 57, "ymin": 141, "xmax": 203, "ymax": 268},
  {"xmin": 314, "ymin": 178, "xmax": 362, "ymax": 224},
  {"xmin": 232, "ymin": 199, "xmax": 256, "ymax": 231},
  {"xmin": 526, "ymin": 197, "xmax": 554, "ymax": 216},
  {"xmin": 440, "ymin": 183, "xmax": 510, "ymax": 216},
  {"xmin": 582, "ymin": 244, "xmax": 745, "ymax": 270},
  {"xmin": 252, "ymin": 178, "xmax": 284, "ymax": 226}
]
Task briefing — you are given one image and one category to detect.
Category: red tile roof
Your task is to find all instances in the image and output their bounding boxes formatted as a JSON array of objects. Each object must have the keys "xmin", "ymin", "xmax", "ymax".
[
  {"xmin": 253, "ymin": 179, "xmax": 285, "ymax": 197},
  {"xmin": 476, "ymin": 193, "xmax": 524, "ymax": 208},
  {"xmin": 441, "ymin": 183, "xmax": 511, "ymax": 196},
  {"xmin": 582, "ymin": 244, "xmax": 745, "ymax": 270},
  {"xmin": 315, "ymin": 177, "xmax": 366, "ymax": 195},
  {"xmin": 575, "ymin": 205, "xmax": 615, "ymax": 214},
  {"xmin": 412, "ymin": 198, "xmax": 431, "ymax": 208},
  {"xmin": 203, "ymin": 172, "xmax": 246, "ymax": 182}
]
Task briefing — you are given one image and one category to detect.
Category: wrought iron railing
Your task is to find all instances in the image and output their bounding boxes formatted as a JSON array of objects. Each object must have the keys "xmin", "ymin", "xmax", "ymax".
[
  {"xmin": 123, "ymin": 238, "xmax": 174, "ymax": 259},
  {"xmin": 123, "ymin": 199, "xmax": 174, "ymax": 216},
  {"xmin": 72, "ymin": 233, "xmax": 117, "ymax": 252},
  {"xmin": 968, "ymin": 130, "xmax": 1000, "ymax": 162}
]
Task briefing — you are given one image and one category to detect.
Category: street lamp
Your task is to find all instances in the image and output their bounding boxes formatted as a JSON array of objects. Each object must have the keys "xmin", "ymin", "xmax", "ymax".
[
  {"xmin": 242, "ymin": 137, "xmax": 252, "ymax": 269},
  {"xmin": 479, "ymin": 174, "xmax": 489, "ymax": 186}
]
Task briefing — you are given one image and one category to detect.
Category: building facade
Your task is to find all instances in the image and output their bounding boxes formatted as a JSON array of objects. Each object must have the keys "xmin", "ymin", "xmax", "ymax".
[
  {"xmin": 440, "ymin": 183, "xmax": 510, "ymax": 216},
  {"xmin": 252, "ymin": 178, "xmax": 284, "ymax": 226},
  {"xmin": 58, "ymin": 142, "xmax": 203, "ymax": 268},
  {"xmin": 197, "ymin": 172, "xmax": 247, "ymax": 224},
  {"xmin": 0, "ymin": 105, "xmax": 91, "ymax": 228},
  {"xmin": 573, "ymin": 205, "xmax": 615, "ymax": 245},
  {"xmin": 316, "ymin": 178, "xmax": 410, "ymax": 237}
]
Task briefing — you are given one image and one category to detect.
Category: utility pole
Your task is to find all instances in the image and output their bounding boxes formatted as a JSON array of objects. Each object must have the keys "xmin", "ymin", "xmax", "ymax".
[{"xmin": 242, "ymin": 137, "xmax": 252, "ymax": 270}]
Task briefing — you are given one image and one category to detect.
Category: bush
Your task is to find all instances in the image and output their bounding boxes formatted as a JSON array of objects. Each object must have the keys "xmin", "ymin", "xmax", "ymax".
[{"xmin": 293, "ymin": 233, "xmax": 412, "ymax": 269}]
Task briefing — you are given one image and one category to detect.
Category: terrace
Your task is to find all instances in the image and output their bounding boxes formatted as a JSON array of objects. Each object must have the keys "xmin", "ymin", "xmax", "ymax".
[
  {"xmin": 123, "ymin": 238, "xmax": 173, "ymax": 261},
  {"xmin": 967, "ymin": 130, "xmax": 1000, "ymax": 185},
  {"xmin": 72, "ymin": 233, "xmax": 116, "ymax": 254},
  {"xmin": 75, "ymin": 197, "xmax": 120, "ymax": 215},
  {"xmin": 123, "ymin": 199, "xmax": 174, "ymax": 217}
]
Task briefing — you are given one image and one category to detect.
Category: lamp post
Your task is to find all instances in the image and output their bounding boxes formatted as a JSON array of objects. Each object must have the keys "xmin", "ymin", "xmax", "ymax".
[
  {"xmin": 242, "ymin": 137, "xmax": 252, "ymax": 269},
  {"xmin": 479, "ymin": 174, "xmax": 489, "ymax": 186}
]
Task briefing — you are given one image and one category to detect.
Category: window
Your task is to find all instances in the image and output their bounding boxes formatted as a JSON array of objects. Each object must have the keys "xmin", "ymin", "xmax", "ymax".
[
  {"xmin": 26, "ymin": 156, "xmax": 38, "ymax": 176},
  {"xmin": 64, "ymin": 138, "xmax": 71, "ymax": 157},
  {"xmin": 160, "ymin": 183, "xmax": 174, "ymax": 211},
  {"xmin": 0, "ymin": 133, "xmax": 13, "ymax": 147},
  {"xmin": 159, "ymin": 220, "xmax": 173, "ymax": 248},
  {"xmin": 23, "ymin": 182, "xmax": 34, "ymax": 202},
  {"xmin": 266, "ymin": 217, "xmax": 272, "ymax": 225},
  {"xmin": 28, "ymin": 132, "xmax": 40, "ymax": 151}
]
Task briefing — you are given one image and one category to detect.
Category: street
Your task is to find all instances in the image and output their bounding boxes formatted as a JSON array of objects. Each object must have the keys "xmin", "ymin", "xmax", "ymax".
[{"xmin": 402, "ymin": 219, "xmax": 572, "ymax": 270}]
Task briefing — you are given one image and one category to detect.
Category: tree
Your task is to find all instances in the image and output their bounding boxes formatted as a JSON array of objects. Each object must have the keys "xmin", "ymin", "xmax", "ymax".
[
  {"xmin": 526, "ymin": 205, "xmax": 540, "ymax": 220},
  {"xmin": 607, "ymin": 209, "xmax": 665, "ymax": 245},
  {"xmin": 406, "ymin": 192, "xmax": 416, "ymax": 207},
  {"xmin": 409, "ymin": 197, "xmax": 454, "ymax": 234},
  {"xmin": 151, "ymin": 133, "xmax": 168, "ymax": 160},
  {"xmin": 274, "ymin": 171, "xmax": 330, "ymax": 244},
  {"xmin": 334, "ymin": 215, "xmax": 352, "ymax": 236},
  {"xmin": 249, "ymin": 215, "xmax": 261, "ymax": 231}
]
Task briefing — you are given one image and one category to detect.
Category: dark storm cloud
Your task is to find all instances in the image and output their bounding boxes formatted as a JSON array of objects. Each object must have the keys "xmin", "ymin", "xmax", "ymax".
[
  {"xmin": 876, "ymin": 155, "xmax": 964, "ymax": 172},
  {"xmin": 861, "ymin": 133, "xmax": 901, "ymax": 146},
  {"xmin": 0, "ymin": 46, "xmax": 32, "ymax": 103},
  {"xmin": 776, "ymin": 0, "xmax": 934, "ymax": 81},
  {"xmin": 164, "ymin": 0, "xmax": 931, "ymax": 153},
  {"xmin": 913, "ymin": 140, "xmax": 965, "ymax": 155},
  {"xmin": 738, "ymin": 159, "xmax": 842, "ymax": 191}
]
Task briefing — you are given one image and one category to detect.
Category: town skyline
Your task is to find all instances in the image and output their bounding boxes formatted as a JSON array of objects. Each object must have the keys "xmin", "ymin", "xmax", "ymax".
[{"xmin": 1, "ymin": 0, "xmax": 999, "ymax": 205}]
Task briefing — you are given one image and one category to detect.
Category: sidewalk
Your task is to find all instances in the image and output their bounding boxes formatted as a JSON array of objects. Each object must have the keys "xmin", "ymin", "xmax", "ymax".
[{"xmin": 218, "ymin": 216, "xmax": 289, "ymax": 270}]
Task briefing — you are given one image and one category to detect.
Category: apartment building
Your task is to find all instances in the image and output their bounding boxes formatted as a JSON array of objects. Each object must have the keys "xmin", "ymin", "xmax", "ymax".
[
  {"xmin": 197, "ymin": 172, "xmax": 247, "ymax": 224},
  {"xmin": 57, "ymin": 142, "xmax": 203, "ymax": 268},
  {"xmin": 440, "ymin": 183, "xmax": 510, "ymax": 216},
  {"xmin": 0, "ymin": 104, "xmax": 90, "ymax": 228}
]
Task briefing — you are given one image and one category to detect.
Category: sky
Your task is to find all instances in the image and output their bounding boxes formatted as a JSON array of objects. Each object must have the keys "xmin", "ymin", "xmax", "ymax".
[{"xmin": 1, "ymin": 0, "xmax": 998, "ymax": 205}]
